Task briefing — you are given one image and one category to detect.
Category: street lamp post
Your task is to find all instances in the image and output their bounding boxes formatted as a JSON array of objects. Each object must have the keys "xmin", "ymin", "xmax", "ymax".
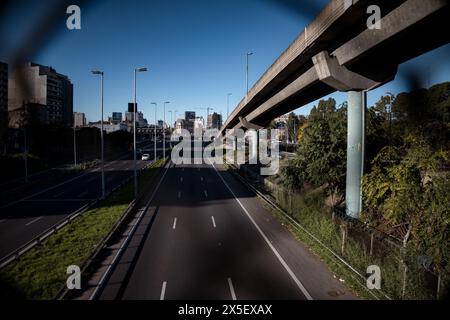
[
  {"xmin": 227, "ymin": 93, "xmax": 232, "ymax": 119},
  {"xmin": 168, "ymin": 111, "xmax": 173, "ymax": 131},
  {"xmin": 133, "ymin": 67, "xmax": 148, "ymax": 199},
  {"xmin": 207, "ymin": 107, "xmax": 213, "ymax": 129},
  {"xmin": 73, "ymin": 123, "xmax": 77, "ymax": 166},
  {"xmin": 91, "ymin": 70, "xmax": 105, "ymax": 199},
  {"xmin": 172, "ymin": 110, "xmax": 177, "ymax": 131},
  {"xmin": 246, "ymin": 52, "xmax": 253, "ymax": 95},
  {"xmin": 151, "ymin": 102, "xmax": 157, "ymax": 161},
  {"xmin": 168, "ymin": 110, "xmax": 173, "ymax": 148},
  {"xmin": 163, "ymin": 101, "xmax": 170, "ymax": 159}
]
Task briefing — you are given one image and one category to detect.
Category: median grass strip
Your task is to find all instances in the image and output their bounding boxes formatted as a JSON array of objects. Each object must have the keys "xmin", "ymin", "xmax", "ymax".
[{"xmin": 0, "ymin": 158, "xmax": 166, "ymax": 300}]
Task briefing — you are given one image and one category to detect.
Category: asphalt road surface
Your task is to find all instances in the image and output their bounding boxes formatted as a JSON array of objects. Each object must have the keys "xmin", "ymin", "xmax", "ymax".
[
  {"xmin": 0, "ymin": 141, "xmax": 169, "ymax": 259},
  {"xmin": 97, "ymin": 160, "xmax": 356, "ymax": 300}
]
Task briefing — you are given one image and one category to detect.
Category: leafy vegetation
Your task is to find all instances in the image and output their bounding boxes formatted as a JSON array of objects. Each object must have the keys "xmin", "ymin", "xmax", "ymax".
[
  {"xmin": 277, "ymin": 82, "xmax": 450, "ymax": 298},
  {"xmin": 0, "ymin": 158, "xmax": 166, "ymax": 300}
]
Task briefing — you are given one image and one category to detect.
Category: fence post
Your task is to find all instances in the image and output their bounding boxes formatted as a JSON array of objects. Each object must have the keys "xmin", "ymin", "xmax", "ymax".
[
  {"xmin": 401, "ymin": 263, "xmax": 408, "ymax": 299},
  {"xmin": 401, "ymin": 226, "xmax": 411, "ymax": 299},
  {"xmin": 341, "ymin": 225, "xmax": 346, "ymax": 256},
  {"xmin": 436, "ymin": 273, "xmax": 441, "ymax": 300},
  {"xmin": 369, "ymin": 233, "xmax": 374, "ymax": 257},
  {"xmin": 289, "ymin": 191, "xmax": 293, "ymax": 215}
]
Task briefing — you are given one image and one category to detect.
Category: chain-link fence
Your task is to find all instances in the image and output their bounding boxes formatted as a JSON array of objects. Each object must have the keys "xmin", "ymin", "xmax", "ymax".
[{"xmin": 236, "ymin": 164, "xmax": 447, "ymax": 300}]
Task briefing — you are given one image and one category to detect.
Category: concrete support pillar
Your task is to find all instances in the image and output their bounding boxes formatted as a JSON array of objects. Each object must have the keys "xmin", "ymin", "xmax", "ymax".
[
  {"xmin": 345, "ymin": 91, "xmax": 366, "ymax": 218},
  {"xmin": 249, "ymin": 129, "xmax": 258, "ymax": 164}
]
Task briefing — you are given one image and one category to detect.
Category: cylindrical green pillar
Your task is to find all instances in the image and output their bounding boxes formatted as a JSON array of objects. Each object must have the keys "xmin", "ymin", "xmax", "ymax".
[{"xmin": 346, "ymin": 91, "xmax": 366, "ymax": 218}]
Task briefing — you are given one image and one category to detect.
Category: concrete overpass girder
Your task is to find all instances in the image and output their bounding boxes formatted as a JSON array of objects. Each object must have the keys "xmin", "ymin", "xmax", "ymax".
[
  {"xmin": 312, "ymin": 50, "xmax": 381, "ymax": 91},
  {"xmin": 312, "ymin": 50, "xmax": 384, "ymax": 219}
]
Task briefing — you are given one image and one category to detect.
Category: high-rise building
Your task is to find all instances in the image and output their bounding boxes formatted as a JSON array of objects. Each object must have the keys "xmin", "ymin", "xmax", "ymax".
[
  {"xmin": 8, "ymin": 62, "xmax": 73, "ymax": 126},
  {"xmin": 175, "ymin": 118, "xmax": 185, "ymax": 132},
  {"xmin": 194, "ymin": 117, "xmax": 204, "ymax": 131},
  {"xmin": 0, "ymin": 62, "xmax": 8, "ymax": 130},
  {"xmin": 73, "ymin": 112, "xmax": 86, "ymax": 128},
  {"xmin": 207, "ymin": 112, "xmax": 222, "ymax": 130},
  {"xmin": 125, "ymin": 112, "xmax": 134, "ymax": 123},
  {"xmin": 112, "ymin": 112, "xmax": 122, "ymax": 123},
  {"xmin": 136, "ymin": 111, "xmax": 147, "ymax": 127},
  {"xmin": 128, "ymin": 102, "xmax": 137, "ymax": 113},
  {"xmin": 184, "ymin": 111, "xmax": 195, "ymax": 133}
]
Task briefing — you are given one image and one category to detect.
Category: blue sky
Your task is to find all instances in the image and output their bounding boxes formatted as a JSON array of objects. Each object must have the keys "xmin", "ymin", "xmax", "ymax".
[{"xmin": 1, "ymin": 0, "xmax": 449, "ymax": 124}]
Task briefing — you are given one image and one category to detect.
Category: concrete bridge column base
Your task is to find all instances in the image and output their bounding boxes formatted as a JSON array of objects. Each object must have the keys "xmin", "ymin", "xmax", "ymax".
[
  {"xmin": 345, "ymin": 90, "xmax": 366, "ymax": 219},
  {"xmin": 250, "ymin": 130, "xmax": 258, "ymax": 164}
]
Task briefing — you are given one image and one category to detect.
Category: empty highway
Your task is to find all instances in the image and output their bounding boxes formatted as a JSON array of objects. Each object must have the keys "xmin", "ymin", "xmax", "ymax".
[
  {"xmin": 96, "ymin": 160, "xmax": 355, "ymax": 300},
  {"xmin": 0, "ymin": 141, "xmax": 169, "ymax": 259}
]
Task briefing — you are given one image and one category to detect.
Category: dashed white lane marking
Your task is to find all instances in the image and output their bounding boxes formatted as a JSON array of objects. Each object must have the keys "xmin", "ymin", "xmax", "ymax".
[
  {"xmin": 23, "ymin": 199, "xmax": 91, "ymax": 202},
  {"xmin": 160, "ymin": 281, "xmax": 167, "ymax": 300},
  {"xmin": 53, "ymin": 191, "xmax": 66, "ymax": 198},
  {"xmin": 227, "ymin": 277, "xmax": 237, "ymax": 300},
  {"xmin": 209, "ymin": 159, "xmax": 313, "ymax": 300},
  {"xmin": 204, "ymin": 190, "xmax": 208, "ymax": 198},
  {"xmin": 78, "ymin": 190, "xmax": 89, "ymax": 198},
  {"xmin": 89, "ymin": 160, "xmax": 170, "ymax": 301},
  {"xmin": 178, "ymin": 191, "xmax": 181, "ymax": 199},
  {"xmin": 180, "ymin": 177, "xmax": 183, "ymax": 183},
  {"xmin": 26, "ymin": 216, "xmax": 43, "ymax": 226},
  {"xmin": 211, "ymin": 216, "xmax": 216, "ymax": 228},
  {"xmin": 173, "ymin": 217, "xmax": 177, "ymax": 230},
  {"xmin": 200, "ymin": 177, "xmax": 204, "ymax": 182}
]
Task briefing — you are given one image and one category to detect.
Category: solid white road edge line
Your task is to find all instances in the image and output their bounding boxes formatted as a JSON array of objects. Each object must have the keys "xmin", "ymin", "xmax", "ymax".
[
  {"xmin": 209, "ymin": 160, "xmax": 313, "ymax": 300},
  {"xmin": 89, "ymin": 161, "xmax": 171, "ymax": 300},
  {"xmin": 227, "ymin": 277, "xmax": 237, "ymax": 300},
  {"xmin": 160, "ymin": 281, "xmax": 167, "ymax": 300},
  {"xmin": 25, "ymin": 216, "xmax": 43, "ymax": 226}
]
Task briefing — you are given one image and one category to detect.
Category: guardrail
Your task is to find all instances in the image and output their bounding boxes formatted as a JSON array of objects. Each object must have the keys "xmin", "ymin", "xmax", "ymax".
[
  {"xmin": 0, "ymin": 157, "xmax": 160, "ymax": 271},
  {"xmin": 86, "ymin": 158, "xmax": 171, "ymax": 300},
  {"xmin": 56, "ymin": 156, "xmax": 170, "ymax": 300},
  {"xmin": 226, "ymin": 163, "xmax": 392, "ymax": 300},
  {"xmin": 0, "ymin": 200, "xmax": 96, "ymax": 270},
  {"xmin": 54, "ymin": 197, "xmax": 137, "ymax": 300}
]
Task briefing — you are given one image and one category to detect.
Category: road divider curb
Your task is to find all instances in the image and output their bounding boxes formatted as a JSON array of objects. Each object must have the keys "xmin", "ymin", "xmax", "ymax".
[{"xmin": 86, "ymin": 158, "xmax": 171, "ymax": 300}]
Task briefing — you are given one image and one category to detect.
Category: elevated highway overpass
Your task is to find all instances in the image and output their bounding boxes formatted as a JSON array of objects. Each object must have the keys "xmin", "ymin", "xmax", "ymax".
[{"xmin": 220, "ymin": 0, "xmax": 450, "ymax": 218}]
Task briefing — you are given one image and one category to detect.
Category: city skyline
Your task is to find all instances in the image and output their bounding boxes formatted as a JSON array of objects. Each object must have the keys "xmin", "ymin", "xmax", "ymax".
[
  {"xmin": 0, "ymin": 0, "xmax": 449, "ymax": 303},
  {"xmin": 1, "ymin": 0, "xmax": 448, "ymax": 124}
]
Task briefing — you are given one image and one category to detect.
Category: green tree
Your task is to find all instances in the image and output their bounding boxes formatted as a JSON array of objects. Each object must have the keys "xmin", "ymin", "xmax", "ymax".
[
  {"xmin": 362, "ymin": 139, "xmax": 449, "ymax": 274},
  {"xmin": 282, "ymin": 99, "xmax": 347, "ymax": 205},
  {"xmin": 285, "ymin": 112, "xmax": 299, "ymax": 143}
]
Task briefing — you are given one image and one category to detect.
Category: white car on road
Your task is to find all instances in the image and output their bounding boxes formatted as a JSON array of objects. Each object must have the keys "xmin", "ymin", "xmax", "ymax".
[{"xmin": 141, "ymin": 154, "xmax": 150, "ymax": 161}]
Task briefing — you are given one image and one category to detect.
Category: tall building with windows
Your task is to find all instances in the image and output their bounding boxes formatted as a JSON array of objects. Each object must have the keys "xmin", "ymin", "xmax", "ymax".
[
  {"xmin": 184, "ymin": 111, "xmax": 195, "ymax": 133},
  {"xmin": 128, "ymin": 102, "xmax": 137, "ymax": 112},
  {"xmin": 125, "ymin": 111, "xmax": 134, "ymax": 123},
  {"xmin": 0, "ymin": 62, "xmax": 7, "ymax": 116},
  {"xmin": 8, "ymin": 62, "xmax": 73, "ymax": 126},
  {"xmin": 73, "ymin": 112, "xmax": 86, "ymax": 128},
  {"xmin": 194, "ymin": 117, "xmax": 204, "ymax": 133},
  {"xmin": 111, "ymin": 112, "xmax": 122, "ymax": 123},
  {"xmin": 0, "ymin": 62, "xmax": 8, "ymax": 151},
  {"xmin": 207, "ymin": 112, "xmax": 222, "ymax": 130}
]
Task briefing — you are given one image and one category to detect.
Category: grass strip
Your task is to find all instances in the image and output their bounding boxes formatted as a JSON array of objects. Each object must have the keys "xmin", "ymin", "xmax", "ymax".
[
  {"xmin": 0, "ymin": 158, "xmax": 166, "ymax": 300},
  {"xmin": 254, "ymin": 175, "xmax": 436, "ymax": 299}
]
